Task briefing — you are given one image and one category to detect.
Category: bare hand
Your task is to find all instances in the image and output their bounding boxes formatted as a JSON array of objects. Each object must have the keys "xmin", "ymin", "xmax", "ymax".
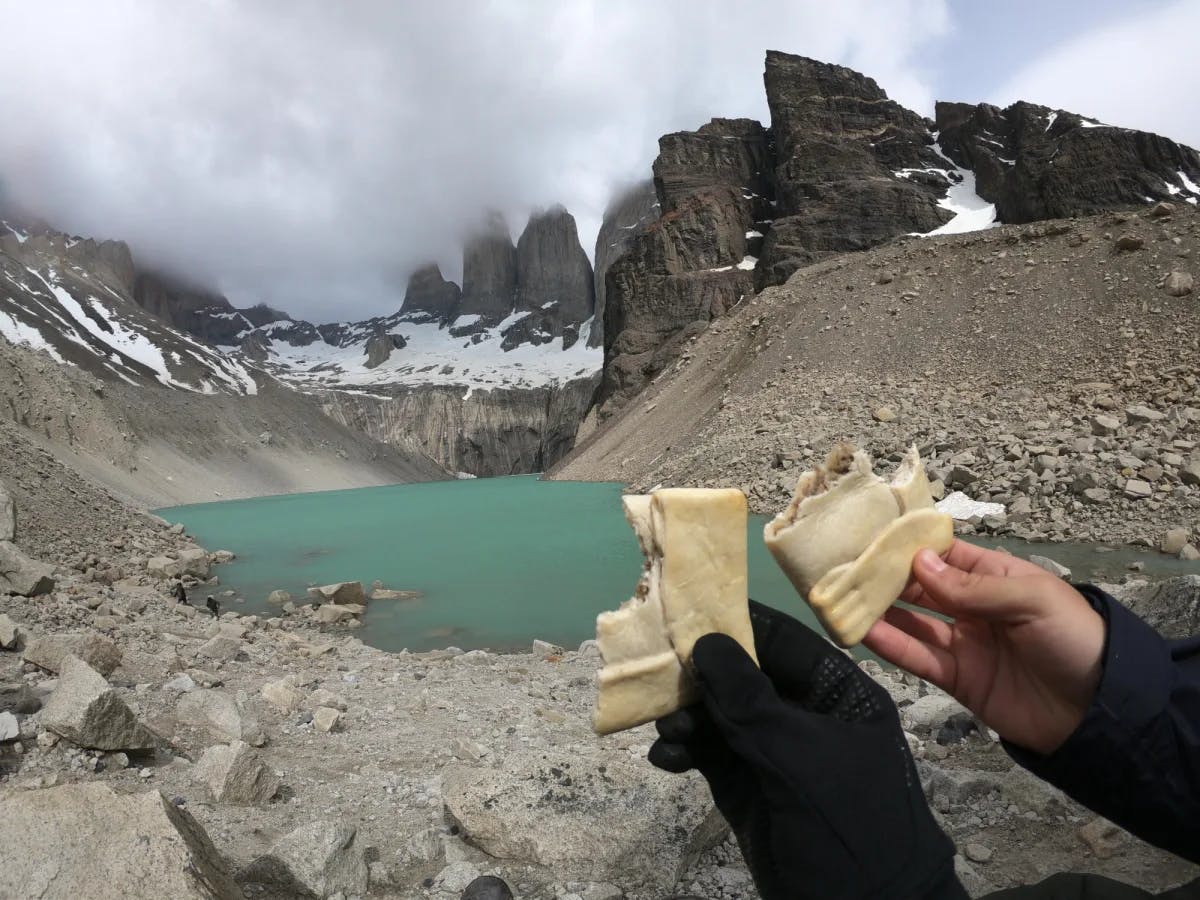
[{"xmin": 862, "ymin": 541, "xmax": 1105, "ymax": 755}]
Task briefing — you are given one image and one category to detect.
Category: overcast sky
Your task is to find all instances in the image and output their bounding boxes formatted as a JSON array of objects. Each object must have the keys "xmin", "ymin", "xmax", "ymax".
[{"xmin": 1, "ymin": 0, "xmax": 1196, "ymax": 322}]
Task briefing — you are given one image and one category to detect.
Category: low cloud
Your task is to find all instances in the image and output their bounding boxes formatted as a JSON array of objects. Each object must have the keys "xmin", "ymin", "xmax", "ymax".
[
  {"xmin": 0, "ymin": 0, "xmax": 947, "ymax": 321},
  {"xmin": 991, "ymin": 0, "xmax": 1200, "ymax": 148}
]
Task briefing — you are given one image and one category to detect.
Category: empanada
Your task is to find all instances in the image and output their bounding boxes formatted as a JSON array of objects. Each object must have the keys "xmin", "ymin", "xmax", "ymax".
[
  {"xmin": 765, "ymin": 444, "xmax": 952, "ymax": 647},
  {"xmin": 592, "ymin": 488, "xmax": 756, "ymax": 735}
]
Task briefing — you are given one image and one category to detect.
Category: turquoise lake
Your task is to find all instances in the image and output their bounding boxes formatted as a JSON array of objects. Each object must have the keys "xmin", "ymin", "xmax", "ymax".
[{"xmin": 159, "ymin": 476, "xmax": 1198, "ymax": 654}]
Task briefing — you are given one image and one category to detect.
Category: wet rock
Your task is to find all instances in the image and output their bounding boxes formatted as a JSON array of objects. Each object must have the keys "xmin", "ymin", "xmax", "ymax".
[
  {"xmin": 24, "ymin": 633, "xmax": 121, "ymax": 676},
  {"xmin": 193, "ymin": 740, "xmax": 280, "ymax": 804},
  {"xmin": 531, "ymin": 639, "xmax": 564, "ymax": 659},
  {"xmin": 1181, "ymin": 544, "xmax": 1200, "ymax": 561},
  {"xmin": 1029, "ymin": 556, "xmax": 1072, "ymax": 579},
  {"xmin": 40, "ymin": 654, "xmax": 160, "ymax": 750},
  {"xmin": 0, "ymin": 541, "xmax": 55, "ymax": 596},
  {"xmin": 0, "ymin": 782, "xmax": 242, "ymax": 899},
  {"xmin": 176, "ymin": 689, "xmax": 266, "ymax": 746},
  {"xmin": 307, "ymin": 581, "xmax": 367, "ymax": 606},
  {"xmin": 1162, "ymin": 528, "xmax": 1192, "ymax": 556},
  {"xmin": 1164, "ymin": 270, "xmax": 1194, "ymax": 297},
  {"xmin": 240, "ymin": 821, "xmax": 368, "ymax": 899}
]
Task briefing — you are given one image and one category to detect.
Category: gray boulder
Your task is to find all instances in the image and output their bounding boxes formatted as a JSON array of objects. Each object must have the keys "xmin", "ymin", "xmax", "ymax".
[
  {"xmin": 0, "ymin": 710, "xmax": 18, "ymax": 742},
  {"xmin": 193, "ymin": 740, "xmax": 280, "ymax": 804},
  {"xmin": 0, "ymin": 540, "xmax": 55, "ymax": 596},
  {"xmin": 1112, "ymin": 575, "xmax": 1200, "ymax": 639},
  {"xmin": 0, "ymin": 782, "xmax": 242, "ymax": 899},
  {"xmin": 40, "ymin": 654, "xmax": 160, "ymax": 750},
  {"xmin": 1164, "ymin": 270, "xmax": 1194, "ymax": 297},
  {"xmin": 240, "ymin": 821, "xmax": 368, "ymax": 899},
  {"xmin": 24, "ymin": 633, "xmax": 122, "ymax": 675},
  {"xmin": 306, "ymin": 581, "xmax": 367, "ymax": 606},
  {"xmin": 442, "ymin": 754, "xmax": 724, "ymax": 895},
  {"xmin": 176, "ymin": 689, "xmax": 266, "ymax": 746}
]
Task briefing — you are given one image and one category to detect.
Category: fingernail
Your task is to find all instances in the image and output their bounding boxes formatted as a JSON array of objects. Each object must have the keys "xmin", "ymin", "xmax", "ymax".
[{"xmin": 918, "ymin": 548, "xmax": 947, "ymax": 572}]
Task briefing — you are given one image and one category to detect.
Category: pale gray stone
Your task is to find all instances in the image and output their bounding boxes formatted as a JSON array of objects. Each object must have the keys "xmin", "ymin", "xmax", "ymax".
[
  {"xmin": 240, "ymin": 821, "xmax": 368, "ymax": 899},
  {"xmin": 0, "ymin": 782, "xmax": 242, "ymax": 899},
  {"xmin": 1029, "ymin": 556, "xmax": 1072, "ymax": 579},
  {"xmin": 1164, "ymin": 270, "xmax": 1194, "ymax": 297},
  {"xmin": 1123, "ymin": 479, "xmax": 1153, "ymax": 499},
  {"xmin": 441, "ymin": 755, "xmax": 723, "ymax": 894},
  {"xmin": 1162, "ymin": 528, "xmax": 1192, "ymax": 556},
  {"xmin": 176, "ymin": 689, "xmax": 265, "ymax": 745},
  {"xmin": 23, "ymin": 633, "xmax": 123, "ymax": 676},
  {"xmin": 0, "ymin": 541, "xmax": 55, "ymax": 596},
  {"xmin": 40, "ymin": 655, "xmax": 160, "ymax": 750},
  {"xmin": 0, "ymin": 710, "xmax": 18, "ymax": 742},
  {"xmin": 193, "ymin": 740, "xmax": 280, "ymax": 804}
]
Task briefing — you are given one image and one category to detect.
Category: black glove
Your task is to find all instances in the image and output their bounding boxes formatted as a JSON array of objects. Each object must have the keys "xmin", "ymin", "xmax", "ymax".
[{"xmin": 649, "ymin": 600, "xmax": 965, "ymax": 900}]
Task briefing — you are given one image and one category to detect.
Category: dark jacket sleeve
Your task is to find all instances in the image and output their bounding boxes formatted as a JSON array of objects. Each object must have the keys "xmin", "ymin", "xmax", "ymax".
[{"xmin": 1003, "ymin": 584, "xmax": 1200, "ymax": 865}]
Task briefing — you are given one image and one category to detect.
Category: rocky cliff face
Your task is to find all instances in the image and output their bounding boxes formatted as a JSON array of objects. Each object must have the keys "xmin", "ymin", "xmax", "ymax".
[
  {"xmin": 935, "ymin": 100, "xmax": 1200, "ymax": 222},
  {"xmin": 590, "ymin": 181, "xmax": 658, "ymax": 349},
  {"xmin": 594, "ymin": 50, "xmax": 1200, "ymax": 419},
  {"xmin": 459, "ymin": 211, "xmax": 519, "ymax": 322},
  {"xmin": 320, "ymin": 373, "xmax": 600, "ymax": 476},
  {"xmin": 398, "ymin": 263, "xmax": 463, "ymax": 325},
  {"xmin": 132, "ymin": 271, "xmax": 243, "ymax": 345},
  {"xmin": 597, "ymin": 119, "xmax": 772, "ymax": 411},
  {"xmin": 758, "ymin": 52, "xmax": 953, "ymax": 288},
  {"xmin": 516, "ymin": 206, "xmax": 594, "ymax": 319}
]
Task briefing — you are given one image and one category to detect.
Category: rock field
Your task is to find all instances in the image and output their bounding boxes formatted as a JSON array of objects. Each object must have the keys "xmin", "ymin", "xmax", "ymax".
[{"xmin": 1, "ymin": 443, "xmax": 1198, "ymax": 897}]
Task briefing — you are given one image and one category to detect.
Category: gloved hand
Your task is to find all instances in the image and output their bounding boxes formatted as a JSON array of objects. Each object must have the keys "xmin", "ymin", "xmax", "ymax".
[{"xmin": 649, "ymin": 600, "xmax": 964, "ymax": 900}]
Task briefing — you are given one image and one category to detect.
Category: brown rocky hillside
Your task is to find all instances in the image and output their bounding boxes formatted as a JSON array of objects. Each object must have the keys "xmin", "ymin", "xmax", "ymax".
[{"xmin": 553, "ymin": 204, "xmax": 1200, "ymax": 549}]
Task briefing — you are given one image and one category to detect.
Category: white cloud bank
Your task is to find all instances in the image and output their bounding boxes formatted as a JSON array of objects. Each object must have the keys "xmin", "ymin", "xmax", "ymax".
[
  {"xmin": 0, "ymin": 0, "xmax": 948, "ymax": 321},
  {"xmin": 991, "ymin": 0, "xmax": 1200, "ymax": 149}
]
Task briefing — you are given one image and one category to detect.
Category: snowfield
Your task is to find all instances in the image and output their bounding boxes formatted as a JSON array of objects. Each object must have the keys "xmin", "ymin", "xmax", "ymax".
[{"xmin": 249, "ymin": 313, "xmax": 602, "ymax": 392}]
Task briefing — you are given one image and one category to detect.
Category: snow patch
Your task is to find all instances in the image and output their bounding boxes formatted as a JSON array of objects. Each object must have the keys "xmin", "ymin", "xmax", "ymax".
[
  {"xmin": 745, "ymin": 229, "xmax": 763, "ymax": 238},
  {"xmin": 903, "ymin": 142, "xmax": 999, "ymax": 237},
  {"xmin": 0, "ymin": 312, "xmax": 64, "ymax": 362},
  {"xmin": 736, "ymin": 255, "xmax": 758, "ymax": 270},
  {"xmin": 1178, "ymin": 170, "xmax": 1200, "ymax": 195},
  {"xmin": 937, "ymin": 492, "xmax": 1005, "ymax": 521},
  {"xmin": 1044, "ymin": 112, "xmax": 1058, "ymax": 132}
]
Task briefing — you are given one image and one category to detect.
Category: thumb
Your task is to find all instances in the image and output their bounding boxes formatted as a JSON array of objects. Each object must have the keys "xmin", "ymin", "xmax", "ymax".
[
  {"xmin": 912, "ymin": 549, "xmax": 1043, "ymax": 619},
  {"xmin": 691, "ymin": 633, "xmax": 785, "ymax": 732}
]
